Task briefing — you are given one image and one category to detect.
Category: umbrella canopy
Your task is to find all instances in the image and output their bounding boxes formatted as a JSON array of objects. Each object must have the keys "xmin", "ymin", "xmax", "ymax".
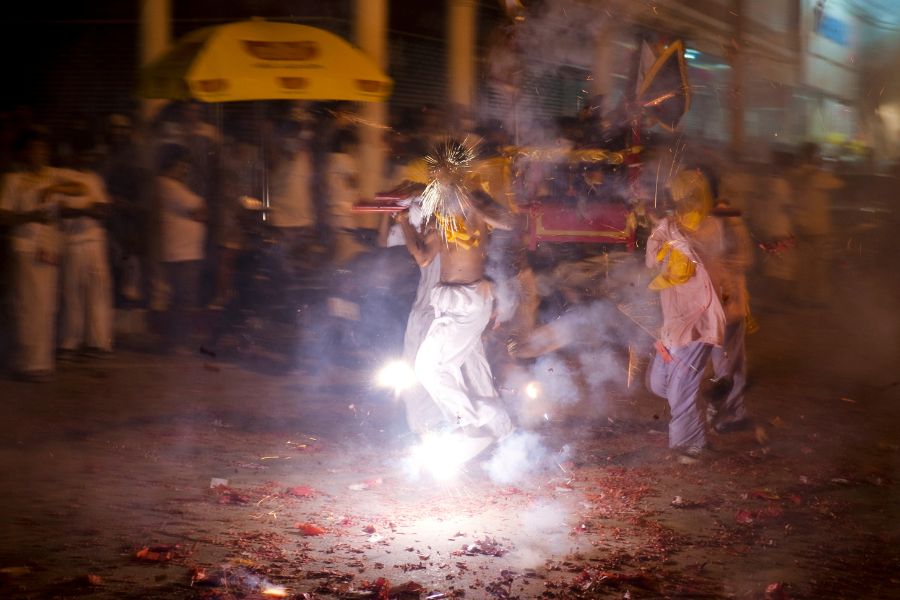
[{"xmin": 139, "ymin": 19, "xmax": 392, "ymax": 102}]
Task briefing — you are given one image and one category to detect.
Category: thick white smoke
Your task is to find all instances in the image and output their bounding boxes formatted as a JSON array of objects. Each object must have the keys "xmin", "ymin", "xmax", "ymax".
[{"xmin": 482, "ymin": 430, "xmax": 563, "ymax": 484}]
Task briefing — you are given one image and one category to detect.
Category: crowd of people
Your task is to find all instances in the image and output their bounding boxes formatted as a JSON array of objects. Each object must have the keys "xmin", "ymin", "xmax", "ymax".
[
  {"xmin": 0, "ymin": 99, "xmax": 848, "ymax": 470},
  {"xmin": 0, "ymin": 102, "xmax": 457, "ymax": 381}
]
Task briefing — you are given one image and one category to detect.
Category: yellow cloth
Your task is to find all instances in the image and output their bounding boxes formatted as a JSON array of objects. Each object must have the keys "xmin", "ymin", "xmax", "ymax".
[
  {"xmin": 678, "ymin": 209, "xmax": 704, "ymax": 232},
  {"xmin": 667, "ymin": 170, "xmax": 712, "ymax": 232},
  {"xmin": 435, "ymin": 213, "xmax": 480, "ymax": 249},
  {"xmin": 649, "ymin": 242, "xmax": 695, "ymax": 290}
]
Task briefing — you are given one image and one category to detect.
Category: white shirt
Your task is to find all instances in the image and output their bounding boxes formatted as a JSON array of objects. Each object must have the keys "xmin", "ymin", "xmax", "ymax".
[
  {"xmin": 269, "ymin": 151, "xmax": 314, "ymax": 228},
  {"xmin": 0, "ymin": 167, "xmax": 66, "ymax": 255},
  {"xmin": 56, "ymin": 169, "xmax": 110, "ymax": 244},
  {"xmin": 327, "ymin": 152, "xmax": 358, "ymax": 229},
  {"xmin": 158, "ymin": 175, "xmax": 206, "ymax": 262}
]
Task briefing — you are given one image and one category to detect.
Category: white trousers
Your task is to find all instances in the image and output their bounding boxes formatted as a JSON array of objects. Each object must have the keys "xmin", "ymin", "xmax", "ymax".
[
  {"xmin": 13, "ymin": 252, "xmax": 59, "ymax": 373},
  {"xmin": 60, "ymin": 240, "xmax": 113, "ymax": 351},
  {"xmin": 414, "ymin": 281, "xmax": 511, "ymax": 436},
  {"xmin": 401, "ymin": 261, "xmax": 445, "ymax": 434}
]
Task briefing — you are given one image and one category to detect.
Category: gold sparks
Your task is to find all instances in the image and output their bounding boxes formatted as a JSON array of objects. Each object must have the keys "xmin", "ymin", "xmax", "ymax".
[{"xmin": 421, "ymin": 137, "xmax": 479, "ymax": 241}]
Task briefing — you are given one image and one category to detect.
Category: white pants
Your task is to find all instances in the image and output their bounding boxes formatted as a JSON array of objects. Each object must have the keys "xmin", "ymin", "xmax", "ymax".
[
  {"xmin": 414, "ymin": 281, "xmax": 511, "ymax": 436},
  {"xmin": 60, "ymin": 240, "xmax": 113, "ymax": 351},
  {"xmin": 13, "ymin": 252, "xmax": 59, "ymax": 373},
  {"xmin": 401, "ymin": 261, "xmax": 445, "ymax": 433}
]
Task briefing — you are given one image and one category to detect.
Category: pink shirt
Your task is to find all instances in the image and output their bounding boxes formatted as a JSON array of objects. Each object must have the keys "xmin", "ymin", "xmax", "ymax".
[{"xmin": 646, "ymin": 217, "xmax": 725, "ymax": 349}]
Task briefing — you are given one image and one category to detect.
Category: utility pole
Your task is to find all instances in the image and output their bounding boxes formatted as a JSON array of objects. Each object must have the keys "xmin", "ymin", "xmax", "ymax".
[
  {"xmin": 448, "ymin": 0, "xmax": 477, "ymax": 122},
  {"xmin": 729, "ymin": 0, "xmax": 745, "ymax": 156},
  {"xmin": 139, "ymin": 0, "xmax": 171, "ymax": 124},
  {"xmin": 354, "ymin": 0, "xmax": 388, "ymax": 231}
]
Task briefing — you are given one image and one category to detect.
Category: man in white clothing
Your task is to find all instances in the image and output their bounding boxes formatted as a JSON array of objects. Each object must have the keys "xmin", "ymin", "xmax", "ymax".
[
  {"xmin": 388, "ymin": 199, "xmax": 447, "ymax": 434},
  {"xmin": 58, "ymin": 142, "xmax": 114, "ymax": 356},
  {"xmin": 405, "ymin": 156, "xmax": 514, "ymax": 447},
  {"xmin": 0, "ymin": 129, "xmax": 86, "ymax": 380}
]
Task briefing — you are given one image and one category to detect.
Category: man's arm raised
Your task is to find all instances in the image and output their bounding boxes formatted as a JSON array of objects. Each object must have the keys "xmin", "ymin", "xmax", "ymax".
[{"xmin": 396, "ymin": 211, "xmax": 440, "ymax": 267}]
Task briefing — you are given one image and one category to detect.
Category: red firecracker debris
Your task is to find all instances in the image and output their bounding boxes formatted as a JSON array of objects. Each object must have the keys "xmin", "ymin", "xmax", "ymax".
[
  {"xmin": 189, "ymin": 567, "xmax": 207, "ymax": 585},
  {"xmin": 215, "ymin": 487, "xmax": 252, "ymax": 505},
  {"xmin": 671, "ymin": 496, "xmax": 707, "ymax": 509},
  {"xmin": 750, "ymin": 489, "xmax": 781, "ymax": 501},
  {"xmin": 736, "ymin": 505, "xmax": 784, "ymax": 524},
  {"xmin": 361, "ymin": 576, "xmax": 391, "ymax": 600},
  {"xmin": 765, "ymin": 581, "xmax": 790, "ymax": 599},
  {"xmin": 389, "ymin": 580, "xmax": 427, "ymax": 598},
  {"xmin": 363, "ymin": 524, "xmax": 377, "ymax": 534},
  {"xmin": 349, "ymin": 478, "xmax": 384, "ymax": 491},
  {"xmin": 295, "ymin": 522, "xmax": 327, "ymax": 536},
  {"xmin": 455, "ymin": 537, "xmax": 508, "ymax": 557},
  {"xmin": 134, "ymin": 545, "xmax": 176, "ymax": 562},
  {"xmin": 735, "ymin": 510, "xmax": 755, "ymax": 524},
  {"xmin": 285, "ymin": 485, "xmax": 316, "ymax": 498}
]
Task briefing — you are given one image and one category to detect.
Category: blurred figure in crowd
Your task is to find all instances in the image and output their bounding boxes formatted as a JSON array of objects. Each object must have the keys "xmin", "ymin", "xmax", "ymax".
[
  {"xmin": 750, "ymin": 151, "xmax": 796, "ymax": 302},
  {"xmin": 101, "ymin": 113, "xmax": 152, "ymax": 304},
  {"xmin": 57, "ymin": 134, "xmax": 114, "ymax": 358},
  {"xmin": 268, "ymin": 121, "xmax": 316, "ymax": 279},
  {"xmin": 326, "ymin": 127, "xmax": 362, "ymax": 263},
  {"xmin": 792, "ymin": 142, "xmax": 843, "ymax": 307},
  {"xmin": 645, "ymin": 170, "xmax": 725, "ymax": 464},
  {"xmin": 156, "ymin": 143, "xmax": 207, "ymax": 353},
  {"xmin": 210, "ymin": 132, "xmax": 259, "ymax": 309},
  {"xmin": 691, "ymin": 166, "xmax": 754, "ymax": 433},
  {"xmin": 0, "ymin": 128, "xmax": 86, "ymax": 380}
]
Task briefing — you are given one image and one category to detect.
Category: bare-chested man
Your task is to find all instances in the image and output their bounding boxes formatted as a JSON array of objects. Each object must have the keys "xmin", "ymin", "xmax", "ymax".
[{"xmin": 393, "ymin": 185, "xmax": 514, "ymax": 444}]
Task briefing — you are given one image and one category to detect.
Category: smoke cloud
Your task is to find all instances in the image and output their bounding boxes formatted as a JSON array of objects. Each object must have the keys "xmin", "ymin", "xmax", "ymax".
[{"xmin": 482, "ymin": 430, "xmax": 551, "ymax": 484}]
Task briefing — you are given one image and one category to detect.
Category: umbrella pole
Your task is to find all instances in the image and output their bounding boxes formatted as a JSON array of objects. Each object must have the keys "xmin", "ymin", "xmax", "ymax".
[{"xmin": 259, "ymin": 103, "xmax": 270, "ymax": 221}]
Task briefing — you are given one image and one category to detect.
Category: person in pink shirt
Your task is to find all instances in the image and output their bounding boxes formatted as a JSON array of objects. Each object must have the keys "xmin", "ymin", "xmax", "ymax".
[{"xmin": 645, "ymin": 170, "xmax": 725, "ymax": 464}]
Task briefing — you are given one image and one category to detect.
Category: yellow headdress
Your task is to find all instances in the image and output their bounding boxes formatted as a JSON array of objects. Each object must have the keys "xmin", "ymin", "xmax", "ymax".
[{"xmin": 667, "ymin": 169, "xmax": 712, "ymax": 232}]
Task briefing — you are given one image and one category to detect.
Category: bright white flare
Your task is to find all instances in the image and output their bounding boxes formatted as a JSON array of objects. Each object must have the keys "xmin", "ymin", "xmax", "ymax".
[
  {"xmin": 376, "ymin": 360, "xmax": 417, "ymax": 392},
  {"xmin": 409, "ymin": 431, "xmax": 469, "ymax": 482},
  {"xmin": 524, "ymin": 381, "xmax": 541, "ymax": 400}
]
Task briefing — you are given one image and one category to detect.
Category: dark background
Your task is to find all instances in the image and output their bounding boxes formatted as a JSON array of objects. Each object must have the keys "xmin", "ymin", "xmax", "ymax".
[{"xmin": 0, "ymin": 1, "xmax": 508, "ymax": 120}]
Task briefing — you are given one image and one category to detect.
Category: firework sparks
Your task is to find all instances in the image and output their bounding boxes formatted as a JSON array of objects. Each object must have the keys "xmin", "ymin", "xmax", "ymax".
[
  {"xmin": 261, "ymin": 585, "xmax": 289, "ymax": 597},
  {"xmin": 627, "ymin": 344, "xmax": 639, "ymax": 388},
  {"xmin": 375, "ymin": 360, "xmax": 417, "ymax": 393},
  {"xmin": 420, "ymin": 138, "xmax": 478, "ymax": 240}
]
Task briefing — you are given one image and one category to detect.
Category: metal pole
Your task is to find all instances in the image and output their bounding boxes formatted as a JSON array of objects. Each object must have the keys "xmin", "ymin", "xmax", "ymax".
[
  {"xmin": 139, "ymin": 0, "xmax": 171, "ymax": 124},
  {"xmin": 730, "ymin": 0, "xmax": 745, "ymax": 156}
]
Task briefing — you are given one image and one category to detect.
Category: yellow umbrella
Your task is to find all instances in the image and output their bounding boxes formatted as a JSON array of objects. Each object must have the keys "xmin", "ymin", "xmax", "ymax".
[{"xmin": 140, "ymin": 19, "xmax": 391, "ymax": 102}]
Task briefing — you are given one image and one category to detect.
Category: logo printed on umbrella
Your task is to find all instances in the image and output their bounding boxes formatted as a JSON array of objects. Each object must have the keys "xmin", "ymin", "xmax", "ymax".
[
  {"xmin": 242, "ymin": 40, "xmax": 319, "ymax": 61},
  {"xmin": 194, "ymin": 79, "xmax": 229, "ymax": 93},
  {"xmin": 355, "ymin": 80, "xmax": 384, "ymax": 94},
  {"xmin": 278, "ymin": 77, "xmax": 309, "ymax": 90}
]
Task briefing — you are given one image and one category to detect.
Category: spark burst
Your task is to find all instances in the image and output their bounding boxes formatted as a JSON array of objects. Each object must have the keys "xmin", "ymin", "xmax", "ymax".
[{"xmin": 420, "ymin": 137, "xmax": 478, "ymax": 240}]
